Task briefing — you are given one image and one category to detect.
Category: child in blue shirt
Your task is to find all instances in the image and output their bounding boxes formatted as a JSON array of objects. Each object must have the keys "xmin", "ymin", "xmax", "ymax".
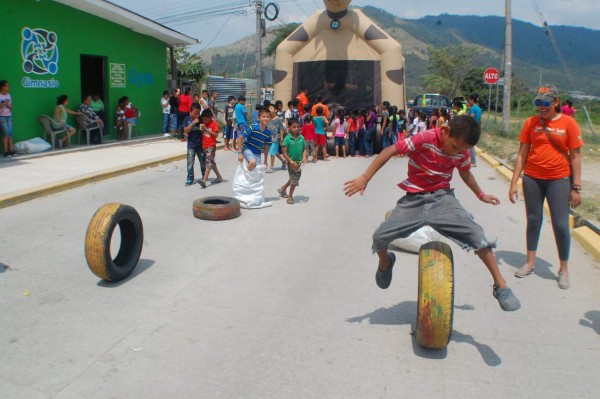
[{"xmin": 237, "ymin": 106, "xmax": 272, "ymax": 171}]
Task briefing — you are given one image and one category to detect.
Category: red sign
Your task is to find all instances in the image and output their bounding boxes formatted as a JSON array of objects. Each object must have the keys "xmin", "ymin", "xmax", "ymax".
[{"xmin": 483, "ymin": 68, "xmax": 499, "ymax": 84}]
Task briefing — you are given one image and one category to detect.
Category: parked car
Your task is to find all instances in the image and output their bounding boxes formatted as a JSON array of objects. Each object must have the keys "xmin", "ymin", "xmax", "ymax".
[{"xmin": 409, "ymin": 94, "xmax": 452, "ymax": 117}]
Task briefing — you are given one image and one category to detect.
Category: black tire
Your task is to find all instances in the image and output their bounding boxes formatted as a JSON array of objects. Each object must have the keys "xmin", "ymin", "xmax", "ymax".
[
  {"xmin": 85, "ymin": 203, "xmax": 143, "ymax": 282},
  {"xmin": 193, "ymin": 196, "xmax": 241, "ymax": 221},
  {"xmin": 416, "ymin": 241, "xmax": 454, "ymax": 349}
]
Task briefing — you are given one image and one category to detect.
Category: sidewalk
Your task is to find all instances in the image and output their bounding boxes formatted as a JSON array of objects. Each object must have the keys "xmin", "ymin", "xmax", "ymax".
[{"xmin": 0, "ymin": 135, "xmax": 187, "ymax": 209}]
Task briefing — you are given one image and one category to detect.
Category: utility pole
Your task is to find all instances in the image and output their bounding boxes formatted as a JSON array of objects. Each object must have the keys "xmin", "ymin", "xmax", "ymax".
[
  {"xmin": 255, "ymin": 0, "xmax": 263, "ymax": 103},
  {"xmin": 502, "ymin": 0, "xmax": 512, "ymax": 134}
]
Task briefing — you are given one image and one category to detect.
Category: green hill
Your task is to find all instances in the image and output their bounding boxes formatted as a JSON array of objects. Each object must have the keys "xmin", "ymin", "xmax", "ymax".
[{"xmin": 198, "ymin": 6, "xmax": 600, "ymax": 97}]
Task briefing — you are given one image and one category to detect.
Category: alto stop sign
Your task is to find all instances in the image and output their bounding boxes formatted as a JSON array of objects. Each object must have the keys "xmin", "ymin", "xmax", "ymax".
[{"xmin": 484, "ymin": 68, "xmax": 499, "ymax": 84}]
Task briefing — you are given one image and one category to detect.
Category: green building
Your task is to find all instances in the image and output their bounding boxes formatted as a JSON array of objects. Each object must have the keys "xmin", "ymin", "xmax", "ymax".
[{"xmin": 0, "ymin": 0, "xmax": 197, "ymax": 142}]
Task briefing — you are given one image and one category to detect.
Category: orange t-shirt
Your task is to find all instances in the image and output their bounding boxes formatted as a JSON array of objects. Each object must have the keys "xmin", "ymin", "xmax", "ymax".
[
  {"xmin": 518, "ymin": 114, "xmax": 583, "ymax": 180},
  {"xmin": 311, "ymin": 103, "xmax": 330, "ymax": 118},
  {"xmin": 202, "ymin": 119, "xmax": 219, "ymax": 148},
  {"xmin": 296, "ymin": 93, "xmax": 309, "ymax": 116}
]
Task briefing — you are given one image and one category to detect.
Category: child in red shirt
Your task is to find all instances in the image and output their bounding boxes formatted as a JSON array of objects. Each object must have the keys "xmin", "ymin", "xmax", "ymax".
[
  {"xmin": 344, "ymin": 115, "xmax": 520, "ymax": 312},
  {"xmin": 199, "ymin": 109, "xmax": 223, "ymax": 188},
  {"xmin": 300, "ymin": 115, "xmax": 316, "ymax": 162}
]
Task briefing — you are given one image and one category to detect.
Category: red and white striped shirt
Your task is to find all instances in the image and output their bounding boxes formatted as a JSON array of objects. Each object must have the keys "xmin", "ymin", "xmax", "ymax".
[{"xmin": 395, "ymin": 128, "xmax": 471, "ymax": 193}]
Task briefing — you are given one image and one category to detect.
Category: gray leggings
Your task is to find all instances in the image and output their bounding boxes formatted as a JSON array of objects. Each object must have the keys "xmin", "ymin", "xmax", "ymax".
[{"xmin": 522, "ymin": 175, "xmax": 571, "ymax": 261}]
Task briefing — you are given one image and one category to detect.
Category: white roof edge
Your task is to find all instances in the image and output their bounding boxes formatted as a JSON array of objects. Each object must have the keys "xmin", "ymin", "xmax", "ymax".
[{"xmin": 54, "ymin": 0, "xmax": 199, "ymax": 46}]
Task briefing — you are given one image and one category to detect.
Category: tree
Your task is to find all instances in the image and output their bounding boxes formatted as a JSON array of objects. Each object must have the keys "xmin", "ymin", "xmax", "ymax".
[
  {"xmin": 265, "ymin": 23, "xmax": 300, "ymax": 57},
  {"xmin": 422, "ymin": 45, "xmax": 479, "ymax": 98},
  {"xmin": 458, "ymin": 67, "xmax": 487, "ymax": 98},
  {"xmin": 166, "ymin": 46, "xmax": 206, "ymax": 82}
]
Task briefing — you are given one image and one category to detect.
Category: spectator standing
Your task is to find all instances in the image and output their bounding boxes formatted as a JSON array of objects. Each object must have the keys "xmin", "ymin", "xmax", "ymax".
[
  {"xmin": 169, "ymin": 88, "xmax": 180, "ymax": 134},
  {"xmin": 234, "ymin": 95, "xmax": 249, "ymax": 134},
  {"xmin": 161, "ymin": 90, "xmax": 170, "ymax": 135},
  {"xmin": 296, "ymin": 88, "xmax": 309, "ymax": 116},
  {"xmin": 363, "ymin": 105, "xmax": 377, "ymax": 157},
  {"xmin": 182, "ymin": 103, "xmax": 205, "ymax": 186},
  {"xmin": 380, "ymin": 101, "xmax": 391, "ymax": 147},
  {"xmin": 310, "ymin": 95, "xmax": 330, "ymax": 118},
  {"xmin": 467, "ymin": 94, "xmax": 482, "ymax": 167},
  {"xmin": 199, "ymin": 90, "xmax": 210, "ymax": 112},
  {"xmin": 199, "ymin": 109, "xmax": 223, "ymax": 188},
  {"xmin": 266, "ymin": 102, "xmax": 287, "ymax": 172},
  {"xmin": 223, "ymin": 96, "xmax": 236, "ymax": 151},
  {"xmin": 178, "ymin": 88, "xmax": 193, "ymax": 139},
  {"xmin": 333, "ymin": 108, "xmax": 348, "ymax": 158},
  {"xmin": 561, "ymin": 99, "xmax": 576, "ymax": 117},
  {"xmin": 356, "ymin": 109, "xmax": 366, "ymax": 155},
  {"xmin": 347, "ymin": 111, "xmax": 357, "ymax": 157},
  {"xmin": 509, "ymin": 86, "xmax": 584, "ymax": 290},
  {"xmin": 208, "ymin": 90, "xmax": 219, "ymax": 117},
  {"xmin": 301, "ymin": 114, "xmax": 317, "ymax": 162},
  {"xmin": 313, "ymin": 106, "xmax": 329, "ymax": 162},
  {"xmin": 278, "ymin": 118, "xmax": 307, "ymax": 205},
  {"xmin": 0, "ymin": 80, "xmax": 15, "ymax": 157}
]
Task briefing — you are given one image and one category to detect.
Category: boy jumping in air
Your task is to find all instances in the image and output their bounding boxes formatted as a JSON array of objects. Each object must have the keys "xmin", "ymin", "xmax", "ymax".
[{"xmin": 344, "ymin": 115, "xmax": 520, "ymax": 311}]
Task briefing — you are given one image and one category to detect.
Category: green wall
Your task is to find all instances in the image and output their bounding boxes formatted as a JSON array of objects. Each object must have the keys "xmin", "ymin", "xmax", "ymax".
[{"xmin": 0, "ymin": 0, "xmax": 168, "ymax": 142}]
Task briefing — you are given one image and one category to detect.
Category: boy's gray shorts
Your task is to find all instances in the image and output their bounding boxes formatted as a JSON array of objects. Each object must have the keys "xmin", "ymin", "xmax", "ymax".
[{"xmin": 372, "ymin": 189, "xmax": 496, "ymax": 253}]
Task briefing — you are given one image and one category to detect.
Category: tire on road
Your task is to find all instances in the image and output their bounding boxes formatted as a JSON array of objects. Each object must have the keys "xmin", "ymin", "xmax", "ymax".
[
  {"xmin": 416, "ymin": 241, "xmax": 454, "ymax": 349},
  {"xmin": 193, "ymin": 196, "xmax": 241, "ymax": 221},
  {"xmin": 85, "ymin": 203, "xmax": 144, "ymax": 282}
]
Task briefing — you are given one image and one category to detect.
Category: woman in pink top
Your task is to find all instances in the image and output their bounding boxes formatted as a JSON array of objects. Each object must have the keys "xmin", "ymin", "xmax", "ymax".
[
  {"xmin": 561, "ymin": 100, "xmax": 575, "ymax": 117},
  {"xmin": 333, "ymin": 108, "xmax": 348, "ymax": 158}
]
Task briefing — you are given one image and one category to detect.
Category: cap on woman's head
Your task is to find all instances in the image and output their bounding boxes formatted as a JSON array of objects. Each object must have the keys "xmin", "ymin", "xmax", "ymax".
[{"xmin": 535, "ymin": 85, "xmax": 559, "ymax": 102}]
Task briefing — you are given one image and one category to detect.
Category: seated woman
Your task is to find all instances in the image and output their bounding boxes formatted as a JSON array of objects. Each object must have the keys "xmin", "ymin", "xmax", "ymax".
[
  {"xmin": 119, "ymin": 96, "xmax": 139, "ymax": 139},
  {"xmin": 78, "ymin": 95, "xmax": 104, "ymax": 144},
  {"xmin": 53, "ymin": 94, "xmax": 81, "ymax": 148}
]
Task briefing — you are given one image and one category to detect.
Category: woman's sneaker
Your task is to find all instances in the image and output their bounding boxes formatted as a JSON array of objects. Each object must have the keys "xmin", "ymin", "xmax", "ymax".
[
  {"xmin": 514, "ymin": 264, "xmax": 535, "ymax": 278},
  {"xmin": 558, "ymin": 271, "xmax": 570, "ymax": 290},
  {"xmin": 493, "ymin": 286, "xmax": 521, "ymax": 311}
]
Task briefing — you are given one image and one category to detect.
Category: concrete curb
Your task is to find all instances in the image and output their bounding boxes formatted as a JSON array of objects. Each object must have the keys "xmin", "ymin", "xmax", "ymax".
[
  {"xmin": 477, "ymin": 146, "xmax": 600, "ymax": 262},
  {"xmin": 0, "ymin": 152, "xmax": 186, "ymax": 210}
]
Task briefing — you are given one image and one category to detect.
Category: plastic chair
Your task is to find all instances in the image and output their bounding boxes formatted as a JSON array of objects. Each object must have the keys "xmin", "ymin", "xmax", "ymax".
[
  {"xmin": 38, "ymin": 115, "xmax": 68, "ymax": 149},
  {"xmin": 127, "ymin": 110, "xmax": 140, "ymax": 140},
  {"xmin": 74, "ymin": 114, "xmax": 101, "ymax": 145}
]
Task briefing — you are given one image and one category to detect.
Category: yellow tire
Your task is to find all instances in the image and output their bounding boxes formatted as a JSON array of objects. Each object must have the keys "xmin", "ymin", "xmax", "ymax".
[
  {"xmin": 416, "ymin": 241, "xmax": 454, "ymax": 349},
  {"xmin": 84, "ymin": 203, "xmax": 143, "ymax": 281}
]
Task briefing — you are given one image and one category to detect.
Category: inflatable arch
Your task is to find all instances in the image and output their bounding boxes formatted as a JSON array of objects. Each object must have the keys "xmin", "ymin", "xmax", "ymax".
[{"xmin": 274, "ymin": 0, "xmax": 405, "ymax": 111}]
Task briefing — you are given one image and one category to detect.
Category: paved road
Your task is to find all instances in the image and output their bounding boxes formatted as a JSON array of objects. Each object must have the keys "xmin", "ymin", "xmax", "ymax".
[{"xmin": 1, "ymin": 150, "xmax": 599, "ymax": 398}]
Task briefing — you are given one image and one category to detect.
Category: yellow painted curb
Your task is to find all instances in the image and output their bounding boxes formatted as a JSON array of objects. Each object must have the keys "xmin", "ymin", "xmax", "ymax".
[
  {"xmin": 0, "ymin": 153, "xmax": 186, "ymax": 210},
  {"xmin": 479, "ymin": 152, "xmax": 501, "ymax": 167},
  {"xmin": 475, "ymin": 146, "xmax": 483, "ymax": 154},
  {"xmin": 572, "ymin": 226, "xmax": 600, "ymax": 261},
  {"xmin": 495, "ymin": 165, "xmax": 513, "ymax": 181}
]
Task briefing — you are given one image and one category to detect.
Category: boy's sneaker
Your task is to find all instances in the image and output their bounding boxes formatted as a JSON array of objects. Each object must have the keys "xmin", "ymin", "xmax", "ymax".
[
  {"xmin": 558, "ymin": 271, "xmax": 570, "ymax": 290},
  {"xmin": 265, "ymin": 167, "xmax": 274, "ymax": 173},
  {"xmin": 493, "ymin": 286, "xmax": 521, "ymax": 311},
  {"xmin": 514, "ymin": 264, "xmax": 535, "ymax": 278},
  {"xmin": 185, "ymin": 177, "xmax": 194, "ymax": 186},
  {"xmin": 281, "ymin": 161, "xmax": 287, "ymax": 170},
  {"xmin": 375, "ymin": 252, "xmax": 396, "ymax": 289}
]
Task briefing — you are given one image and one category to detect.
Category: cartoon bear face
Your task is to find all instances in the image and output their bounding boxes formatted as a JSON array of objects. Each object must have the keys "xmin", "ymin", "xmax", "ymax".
[{"xmin": 323, "ymin": 0, "xmax": 351, "ymax": 13}]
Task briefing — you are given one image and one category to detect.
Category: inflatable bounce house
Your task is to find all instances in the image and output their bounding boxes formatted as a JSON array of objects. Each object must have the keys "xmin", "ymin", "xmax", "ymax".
[{"xmin": 274, "ymin": 0, "xmax": 405, "ymax": 110}]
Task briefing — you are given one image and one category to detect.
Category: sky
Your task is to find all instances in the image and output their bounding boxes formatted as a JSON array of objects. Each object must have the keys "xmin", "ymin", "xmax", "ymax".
[{"xmin": 111, "ymin": 0, "xmax": 600, "ymax": 51}]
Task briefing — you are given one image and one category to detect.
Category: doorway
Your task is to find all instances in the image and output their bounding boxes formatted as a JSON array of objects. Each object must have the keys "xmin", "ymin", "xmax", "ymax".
[{"xmin": 80, "ymin": 55, "xmax": 107, "ymax": 129}]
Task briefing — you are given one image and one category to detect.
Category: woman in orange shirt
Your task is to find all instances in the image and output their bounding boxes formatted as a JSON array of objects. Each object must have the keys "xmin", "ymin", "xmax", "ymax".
[{"xmin": 509, "ymin": 86, "xmax": 583, "ymax": 290}]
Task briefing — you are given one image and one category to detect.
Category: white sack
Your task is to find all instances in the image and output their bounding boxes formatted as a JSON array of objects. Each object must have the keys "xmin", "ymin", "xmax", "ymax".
[
  {"xmin": 232, "ymin": 161, "xmax": 272, "ymax": 209},
  {"xmin": 14, "ymin": 137, "xmax": 52, "ymax": 154}
]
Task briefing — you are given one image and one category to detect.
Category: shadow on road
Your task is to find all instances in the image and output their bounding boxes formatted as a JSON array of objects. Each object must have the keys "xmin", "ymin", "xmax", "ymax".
[
  {"xmin": 346, "ymin": 301, "xmax": 501, "ymax": 365},
  {"xmin": 580, "ymin": 310, "xmax": 600, "ymax": 335},
  {"xmin": 97, "ymin": 258, "xmax": 155, "ymax": 288},
  {"xmin": 494, "ymin": 250, "xmax": 556, "ymax": 280}
]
